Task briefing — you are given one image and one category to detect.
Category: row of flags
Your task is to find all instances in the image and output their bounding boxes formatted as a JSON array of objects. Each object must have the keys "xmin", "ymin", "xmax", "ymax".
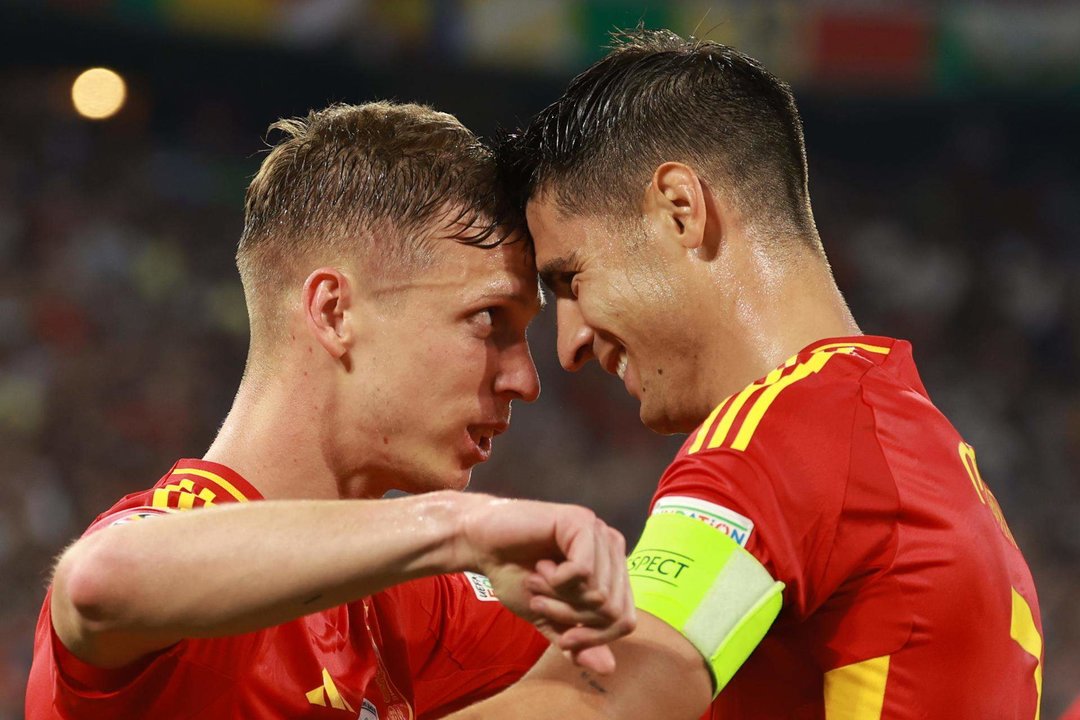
[{"xmin": 50, "ymin": 0, "xmax": 1080, "ymax": 89}]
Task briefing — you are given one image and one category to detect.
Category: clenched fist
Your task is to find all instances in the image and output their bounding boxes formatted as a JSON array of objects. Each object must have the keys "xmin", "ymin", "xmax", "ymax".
[{"xmin": 452, "ymin": 495, "xmax": 636, "ymax": 674}]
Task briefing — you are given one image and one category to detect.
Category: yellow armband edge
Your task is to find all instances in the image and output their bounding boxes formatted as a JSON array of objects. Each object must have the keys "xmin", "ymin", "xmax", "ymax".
[{"xmin": 628, "ymin": 512, "xmax": 784, "ymax": 698}]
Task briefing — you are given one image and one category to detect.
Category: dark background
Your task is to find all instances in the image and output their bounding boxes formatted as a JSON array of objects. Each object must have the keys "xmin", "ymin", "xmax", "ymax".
[{"xmin": 1, "ymin": 1, "xmax": 1077, "ymax": 717}]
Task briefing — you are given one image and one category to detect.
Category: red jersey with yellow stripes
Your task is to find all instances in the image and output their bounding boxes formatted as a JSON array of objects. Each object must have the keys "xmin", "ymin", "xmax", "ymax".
[
  {"xmin": 650, "ymin": 337, "xmax": 1042, "ymax": 720},
  {"xmin": 26, "ymin": 459, "xmax": 547, "ymax": 720}
]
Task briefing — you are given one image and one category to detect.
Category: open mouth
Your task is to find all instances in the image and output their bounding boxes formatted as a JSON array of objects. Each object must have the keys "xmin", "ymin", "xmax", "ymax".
[{"xmin": 467, "ymin": 423, "xmax": 506, "ymax": 462}]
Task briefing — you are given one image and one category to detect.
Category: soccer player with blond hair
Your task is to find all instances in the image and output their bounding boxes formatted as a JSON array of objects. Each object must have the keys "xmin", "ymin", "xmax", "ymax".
[{"xmin": 25, "ymin": 102, "xmax": 634, "ymax": 719}]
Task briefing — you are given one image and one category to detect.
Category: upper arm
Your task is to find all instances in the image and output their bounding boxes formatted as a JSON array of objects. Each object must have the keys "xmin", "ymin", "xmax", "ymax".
[{"xmin": 447, "ymin": 610, "xmax": 712, "ymax": 720}]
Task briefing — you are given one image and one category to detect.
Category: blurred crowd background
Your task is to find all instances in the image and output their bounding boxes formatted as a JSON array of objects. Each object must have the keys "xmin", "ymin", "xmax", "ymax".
[{"xmin": 1, "ymin": 0, "xmax": 1078, "ymax": 717}]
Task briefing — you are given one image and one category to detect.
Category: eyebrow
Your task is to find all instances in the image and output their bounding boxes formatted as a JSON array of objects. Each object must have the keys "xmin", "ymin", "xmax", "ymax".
[
  {"xmin": 476, "ymin": 285, "xmax": 547, "ymax": 312},
  {"xmin": 538, "ymin": 250, "xmax": 581, "ymax": 290}
]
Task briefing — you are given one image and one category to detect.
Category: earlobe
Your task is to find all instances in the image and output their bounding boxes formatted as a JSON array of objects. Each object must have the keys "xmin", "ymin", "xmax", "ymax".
[
  {"xmin": 650, "ymin": 162, "xmax": 707, "ymax": 251},
  {"xmin": 303, "ymin": 268, "xmax": 353, "ymax": 360}
]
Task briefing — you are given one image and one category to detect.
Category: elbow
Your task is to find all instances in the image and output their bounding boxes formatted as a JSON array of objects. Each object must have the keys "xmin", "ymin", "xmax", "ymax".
[{"xmin": 52, "ymin": 533, "xmax": 136, "ymax": 638}]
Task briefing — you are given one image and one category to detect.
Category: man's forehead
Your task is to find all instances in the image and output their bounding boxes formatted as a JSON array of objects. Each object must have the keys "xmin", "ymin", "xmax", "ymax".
[
  {"xmin": 363, "ymin": 236, "xmax": 539, "ymax": 306},
  {"xmin": 526, "ymin": 198, "xmax": 594, "ymax": 284},
  {"xmin": 525, "ymin": 195, "xmax": 590, "ymax": 257},
  {"xmin": 457, "ymin": 241, "xmax": 543, "ymax": 308},
  {"xmin": 471, "ymin": 272, "xmax": 545, "ymax": 311}
]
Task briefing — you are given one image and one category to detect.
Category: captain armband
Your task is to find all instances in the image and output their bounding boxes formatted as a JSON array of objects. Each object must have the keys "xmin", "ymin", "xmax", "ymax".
[{"xmin": 627, "ymin": 512, "xmax": 784, "ymax": 697}]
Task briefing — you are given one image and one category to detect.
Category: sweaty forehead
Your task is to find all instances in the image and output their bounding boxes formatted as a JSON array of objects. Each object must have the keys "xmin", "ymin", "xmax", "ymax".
[
  {"xmin": 458, "ymin": 240, "xmax": 544, "ymax": 311},
  {"xmin": 526, "ymin": 197, "xmax": 580, "ymax": 259},
  {"xmin": 527, "ymin": 196, "xmax": 608, "ymax": 283}
]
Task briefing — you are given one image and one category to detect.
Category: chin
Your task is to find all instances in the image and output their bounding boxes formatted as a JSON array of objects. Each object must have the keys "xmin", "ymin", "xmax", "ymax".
[
  {"xmin": 432, "ymin": 464, "xmax": 474, "ymax": 492},
  {"xmin": 396, "ymin": 466, "xmax": 472, "ymax": 495},
  {"xmin": 639, "ymin": 402, "xmax": 699, "ymax": 436},
  {"xmin": 444, "ymin": 468, "xmax": 472, "ymax": 492}
]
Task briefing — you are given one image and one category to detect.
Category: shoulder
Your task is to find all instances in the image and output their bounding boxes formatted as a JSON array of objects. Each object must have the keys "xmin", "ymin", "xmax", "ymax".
[
  {"xmin": 676, "ymin": 342, "xmax": 887, "ymax": 464},
  {"xmin": 82, "ymin": 460, "xmax": 259, "ymax": 536},
  {"xmin": 655, "ymin": 342, "xmax": 896, "ymax": 523}
]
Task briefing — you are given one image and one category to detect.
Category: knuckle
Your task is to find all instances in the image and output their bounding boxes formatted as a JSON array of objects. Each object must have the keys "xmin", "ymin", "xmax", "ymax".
[{"xmin": 572, "ymin": 507, "xmax": 597, "ymax": 524}]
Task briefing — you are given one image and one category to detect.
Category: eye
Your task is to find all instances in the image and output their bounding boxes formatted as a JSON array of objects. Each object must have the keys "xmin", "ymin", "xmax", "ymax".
[{"xmin": 542, "ymin": 272, "xmax": 578, "ymax": 299}]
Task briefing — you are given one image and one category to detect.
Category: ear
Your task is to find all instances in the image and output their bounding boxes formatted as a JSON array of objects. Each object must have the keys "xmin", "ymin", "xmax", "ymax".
[
  {"xmin": 644, "ymin": 162, "xmax": 707, "ymax": 251},
  {"xmin": 302, "ymin": 267, "xmax": 354, "ymax": 360}
]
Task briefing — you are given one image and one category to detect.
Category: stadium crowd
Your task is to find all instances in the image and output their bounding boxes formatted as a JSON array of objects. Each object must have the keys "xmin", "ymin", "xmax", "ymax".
[{"xmin": 0, "ymin": 71, "xmax": 1077, "ymax": 716}]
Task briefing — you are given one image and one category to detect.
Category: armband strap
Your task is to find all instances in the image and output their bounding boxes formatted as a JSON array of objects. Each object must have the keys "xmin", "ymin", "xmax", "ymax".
[{"xmin": 628, "ymin": 512, "xmax": 784, "ymax": 698}]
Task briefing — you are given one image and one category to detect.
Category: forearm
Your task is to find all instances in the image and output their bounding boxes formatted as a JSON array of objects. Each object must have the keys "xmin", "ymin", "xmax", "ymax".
[
  {"xmin": 446, "ymin": 613, "xmax": 712, "ymax": 720},
  {"xmin": 52, "ymin": 491, "xmax": 472, "ymax": 664}
]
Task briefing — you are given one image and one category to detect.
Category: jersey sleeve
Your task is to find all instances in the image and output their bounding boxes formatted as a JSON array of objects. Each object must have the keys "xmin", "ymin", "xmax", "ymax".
[
  {"xmin": 376, "ymin": 573, "xmax": 547, "ymax": 718},
  {"xmin": 651, "ymin": 355, "xmax": 896, "ymax": 621},
  {"xmin": 26, "ymin": 589, "xmax": 241, "ymax": 719},
  {"xmin": 84, "ymin": 506, "xmax": 173, "ymax": 534},
  {"xmin": 27, "ymin": 466, "xmax": 258, "ymax": 719}
]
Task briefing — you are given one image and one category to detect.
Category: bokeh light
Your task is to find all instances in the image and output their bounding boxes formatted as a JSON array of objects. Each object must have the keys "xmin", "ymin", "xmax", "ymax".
[{"xmin": 71, "ymin": 67, "xmax": 127, "ymax": 120}]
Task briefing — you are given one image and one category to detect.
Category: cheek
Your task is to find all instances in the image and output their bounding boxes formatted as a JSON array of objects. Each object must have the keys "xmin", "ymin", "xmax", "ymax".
[{"xmin": 420, "ymin": 334, "xmax": 494, "ymax": 394}]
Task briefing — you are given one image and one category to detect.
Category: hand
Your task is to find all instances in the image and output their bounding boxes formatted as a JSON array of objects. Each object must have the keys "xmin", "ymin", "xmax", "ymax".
[{"xmin": 456, "ymin": 496, "xmax": 636, "ymax": 674}]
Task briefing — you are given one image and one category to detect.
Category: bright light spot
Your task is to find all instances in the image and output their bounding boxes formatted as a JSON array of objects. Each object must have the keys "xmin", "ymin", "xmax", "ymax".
[{"xmin": 71, "ymin": 68, "xmax": 127, "ymax": 120}]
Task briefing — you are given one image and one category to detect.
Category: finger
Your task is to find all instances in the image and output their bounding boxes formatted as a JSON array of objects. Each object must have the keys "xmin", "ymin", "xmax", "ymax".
[
  {"xmin": 535, "ymin": 558, "xmax": 558, "ymax": 579},
  {"xmin": 557, "ymin": 619, "xmax": 635, "ymax": 654},
  {"xmin": 601, "ymin": 527, "xmax": 632, "ymax": 628},
  {"xmin": 542, "ymin": 560, "xmax": 598, "ymax": 599},
  {"xmin": 554, "ymin": 509, "xmax": 597, "ymax": 588},
  {"xmin": 589, "ymin": 518, "xmax": 612, "ymax": 608},
  {"xmin": 525, "ymin": 571, "xmax": 555, "ymax": 596},
  {"xmin": 527, "ymin": 572, "xmax": 599, "ymax": 610},
  {"xmin": 529, "ymin": 594, "xmax": 615, "ymax": 629},
  {"xmin": 569, "ymin": 645, "xmax": 617, "ymax": 675}
]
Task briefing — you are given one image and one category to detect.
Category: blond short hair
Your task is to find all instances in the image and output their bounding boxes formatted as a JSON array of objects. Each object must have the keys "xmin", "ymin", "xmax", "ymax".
[{"xmin": 237, "ymin": 102, "xmax": 515, "ymax": 342}]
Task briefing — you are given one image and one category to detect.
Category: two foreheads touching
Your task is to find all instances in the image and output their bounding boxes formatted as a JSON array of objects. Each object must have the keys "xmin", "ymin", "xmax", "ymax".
[{"xmin": 237, "ymin": 29, "xmax": 823, "ymax": 352}]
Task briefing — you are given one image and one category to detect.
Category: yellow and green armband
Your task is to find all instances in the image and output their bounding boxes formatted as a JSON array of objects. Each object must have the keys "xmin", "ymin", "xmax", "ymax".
[{"xmin": 628, "ymin": 512, "xmax": 784, "ymax": 697}]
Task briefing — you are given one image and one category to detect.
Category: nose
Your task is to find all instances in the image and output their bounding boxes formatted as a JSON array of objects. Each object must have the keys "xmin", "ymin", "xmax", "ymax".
[
  {"xmin": 556, "ymin": 298, "xmax": 595, "ymax": 372},
  {"xmin": 496, "ymin": 338, "xmax": 542, "ymax": 403}
]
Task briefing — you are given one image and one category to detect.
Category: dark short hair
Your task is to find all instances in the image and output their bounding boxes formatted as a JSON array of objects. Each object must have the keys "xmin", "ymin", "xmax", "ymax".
[
  {"xmin": 498, "ymin": 28, "xmax": 816, "ymax": 241},
  {"xmin": 238, "ymin": 101, "xmax": 519, "ymax": 339}
]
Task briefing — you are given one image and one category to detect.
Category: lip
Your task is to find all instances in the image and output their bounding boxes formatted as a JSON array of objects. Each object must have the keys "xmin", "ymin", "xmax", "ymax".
[{"xmin": 465, "ymin": 421, "xmax": 509, "ymax": 464}]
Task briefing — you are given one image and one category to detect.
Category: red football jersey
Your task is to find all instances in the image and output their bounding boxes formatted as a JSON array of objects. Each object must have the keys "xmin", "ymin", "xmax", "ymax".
[
  {"xmin": 26, "ymin": 459, "xmax": 547, "ymax": 719},
  {"xmin": 650, "ymin": 337, "xmax": 1042, "ymax": 719}
]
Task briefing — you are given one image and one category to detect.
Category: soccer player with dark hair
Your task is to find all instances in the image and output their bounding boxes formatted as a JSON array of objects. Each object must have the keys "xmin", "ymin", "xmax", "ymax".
[
  {"xmin": 25, "ymin": 102, "xmax": 635, "ymax": 719},
  {"xmin": 449, "ymin": 29, "xmax": 1043, "ymax": 719}
]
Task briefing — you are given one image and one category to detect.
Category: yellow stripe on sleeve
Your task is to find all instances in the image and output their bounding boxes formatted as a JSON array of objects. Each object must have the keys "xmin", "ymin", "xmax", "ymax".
[
  {"xmin": 731, "ymin": 351, "xmax": 834, "ymax": 451},
  {"xmin": 824, "ymin": 655, "xmax": 890, "ymax": 720},
  {"xmin": 688, "ymin": 402, "xmax": 728, "ymax": 455},
  {"xmin": 706, "ymin": 364, "xmax": 788, "ymax": 451},
  {"xmin": 173, "ymin": 467, "xmax": 250, "ymax": 503},
  {"xmin": 692, "ymin": 342, "xmax": 891, "ymax": 455}
]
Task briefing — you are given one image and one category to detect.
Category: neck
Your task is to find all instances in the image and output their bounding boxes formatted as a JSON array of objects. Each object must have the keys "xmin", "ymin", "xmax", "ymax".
[
  {"xmin": 203, "ymin": 360, "xmax": 373, "ymax": 501},
  {"xmin": 702, "ymin": 240, "xmax": 860, "ymax": 406}
]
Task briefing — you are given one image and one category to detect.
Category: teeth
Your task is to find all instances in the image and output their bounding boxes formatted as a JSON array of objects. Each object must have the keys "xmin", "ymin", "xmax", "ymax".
[{"xmin": 616, "ymin": 352, "xmax": 628, "ymax": 380}]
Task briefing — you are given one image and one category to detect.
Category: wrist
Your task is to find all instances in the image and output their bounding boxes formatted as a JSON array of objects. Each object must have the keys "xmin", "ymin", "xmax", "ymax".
[
  {"xmin": 409, "ymin": 490, "xmax": 491, "ymax": 575},
  {"xmin": 444, "ymin": 491, "xmax": 507, "ymax": 574}
]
